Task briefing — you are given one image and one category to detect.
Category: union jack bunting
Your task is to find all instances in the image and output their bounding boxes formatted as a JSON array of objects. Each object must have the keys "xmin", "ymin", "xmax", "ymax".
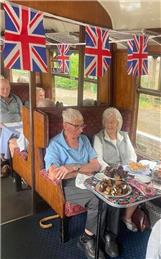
[
  {"xmin": 3, "ymin": 2, "xmax": 47, "ymax": 72},
  {"xmin": 84, "ymin": 26, "xmax": 111, "ymax": 78},
  {"xmin": 56, "ymin": 44, "xmax": 70, "ymax": 74},
  {"xmin": 127, "ymin": 34, "xmax": 148, "ymax": 77}
]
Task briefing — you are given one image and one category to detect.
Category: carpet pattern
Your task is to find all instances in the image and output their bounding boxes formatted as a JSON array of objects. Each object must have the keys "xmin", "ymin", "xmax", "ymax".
[{"xmin": 1, "ymin": 210, "xmax": 150, "ymax": 259}]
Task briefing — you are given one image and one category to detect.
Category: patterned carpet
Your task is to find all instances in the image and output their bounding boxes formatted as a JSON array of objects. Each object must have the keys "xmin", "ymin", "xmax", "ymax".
[{"xmin": 1, "ymin": 210, "xmax": 150, "ymax": 259}]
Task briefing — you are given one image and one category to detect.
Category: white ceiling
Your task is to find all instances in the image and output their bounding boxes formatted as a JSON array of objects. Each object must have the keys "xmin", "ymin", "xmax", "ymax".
[
  {"xmin": 98, "ymin": 0, "xmax": 161, "ymax": 30},
  {"xmin": 44, "ymin": 1, "xmax": 161, "ymax": 47},
  {"xmin": 0, "ymin": 1, "xmax": 161, "ymax": 47}
]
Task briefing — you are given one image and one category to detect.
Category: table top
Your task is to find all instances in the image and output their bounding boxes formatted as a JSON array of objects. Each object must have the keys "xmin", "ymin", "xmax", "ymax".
[{"xmin": 84, "ymin": 176, "xmax": 161, "ymax": 208}]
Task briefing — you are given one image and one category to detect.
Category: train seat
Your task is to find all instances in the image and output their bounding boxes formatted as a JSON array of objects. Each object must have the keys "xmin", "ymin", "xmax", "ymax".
[
  {"xmin": 12, "ymin": 106, "xmax": 32, "ymax": 187},
  {"xmin": 12, "ymin": 105, "xmax": 132, "ymax": 240},
  {"xmin": 10, "ymin": 82, "xmax": 51, "ymax": 104},
  {"xmin": 33, "ymin": 106, "xmax": 132, "ymax": 241}
]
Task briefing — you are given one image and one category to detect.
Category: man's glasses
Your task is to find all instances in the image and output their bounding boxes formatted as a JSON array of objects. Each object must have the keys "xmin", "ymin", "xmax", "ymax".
[{"xmin": 66, "ymin": 122, "xmax": 86, "ymax": 130}]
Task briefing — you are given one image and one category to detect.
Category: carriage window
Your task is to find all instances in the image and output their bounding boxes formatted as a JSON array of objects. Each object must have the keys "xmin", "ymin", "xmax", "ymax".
[
  {"xmin": 136, "ymin": 56, "xmax": 161, "ymax": 160},
  {"xmin": 140, "ymin": 56, "xmax": 161, "ymax": 90},
  {"xmin": 83, "ymin": 77, "xmax": 97, "ymax": 105},
  {"xmin": 53, "ymin": 51, "xmax": 98, "ymax": 106},
  {"xmin": 53, "ymin": 52, "xmax": 79, "ymax": 106},
  {"xmin": 11, "ymin": 69, "xmax": 29, "ymax": 83}
]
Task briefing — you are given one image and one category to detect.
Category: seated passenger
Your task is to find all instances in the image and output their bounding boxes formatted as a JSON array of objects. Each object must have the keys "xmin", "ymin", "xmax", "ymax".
[
  {"xmin": 37, "ymin": 98, "xmax": 55, "ymax": 107},
  {"xmin": 0, "ymin": 76, "xmax": 23, "ymax": 176},
  {"xmin": 0, "ymin": 76, "xmax": 23, "ymax": 124},
  {"xmin": 146, "ymin": 219, "xmax": 161, "ymax": 259},
  {"xmin": 45, "ymin": 108, "xmax": 120, "ymax": 258},
  {"xmin": 83, "ymin": 98, "xmax": 96, "ymax": 106},
  {"xmin": 93, "ymin": 107, "xmax": 138, "ymax": 232},
  {"xmin": 36, "ymin": 87, "xmax": 45, "ymax": 105},
  {"xmin": 24, "ymin": 86, "xmax": 45, "ymax": 107}
]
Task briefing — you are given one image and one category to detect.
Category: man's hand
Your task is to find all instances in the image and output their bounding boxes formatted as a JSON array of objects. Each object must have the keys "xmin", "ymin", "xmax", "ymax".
[
  {"xmin": 48, "ymin": 164, "xmax": 78, "ymax": 182},
  {"xmin": 54, "ymin": 166, "xmax": 71, "ymax": 180}
]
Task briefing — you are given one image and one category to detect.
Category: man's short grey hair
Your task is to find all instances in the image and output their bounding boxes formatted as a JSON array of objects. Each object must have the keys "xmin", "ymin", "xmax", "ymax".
[
  {"xmin": 62, "ymin": 108, "xmax": 83, "ymax": 123},
  {"xmin": 102, "ymin": 107, "xmax": 123, "ymax": 131}
]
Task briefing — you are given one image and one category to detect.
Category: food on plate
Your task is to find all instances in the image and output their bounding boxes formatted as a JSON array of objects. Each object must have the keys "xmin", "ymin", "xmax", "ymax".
[
  {"xmin": 96, "ymin": 178, "xmax": 129, "ymax": 196},
  {"xmin": 152, "ymin": 166, "xmax": 161, "ymax": 185},
  {"xmin": 153, "ymin": 170, "xmax": 161, "ymax": 178},
  {"xmin": 104, "ymin": 165, "xmax": 128, "ymax": 179},
  {"xmin": 128, "ymin": 161, "xmax": 147, "ymax": 171}
]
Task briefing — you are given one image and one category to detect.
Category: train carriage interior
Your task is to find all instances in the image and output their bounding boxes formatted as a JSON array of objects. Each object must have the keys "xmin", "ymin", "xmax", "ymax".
[{"xmin": 0, "ymin": 1, "xmax": 161, "ymax": 259}]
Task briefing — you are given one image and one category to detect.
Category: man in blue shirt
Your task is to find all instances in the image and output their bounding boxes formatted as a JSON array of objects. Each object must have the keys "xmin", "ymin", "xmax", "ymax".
[{"xmin": 45, "ymin": 108, "xmax": 119, "ymax": 259}]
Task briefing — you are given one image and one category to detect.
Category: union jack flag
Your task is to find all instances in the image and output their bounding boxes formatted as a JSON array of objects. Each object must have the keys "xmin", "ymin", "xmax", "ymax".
[
  {"xmin": 84, "ymin": 26, "xmax": 111, "ymax": 78},
  {"xmin": 127, "ymin": 34, "xmax": 148, "ymax": 77},
  {"xmin": 56, "ymin": 44, "xmax": 70, "ymax": 74},
  {"xmin": 3, "ymin": 2, "xmax": 47, "ymax": 72}
]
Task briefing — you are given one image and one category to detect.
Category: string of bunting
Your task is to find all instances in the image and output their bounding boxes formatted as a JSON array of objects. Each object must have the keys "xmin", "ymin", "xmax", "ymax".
[{"xmin": 1, "ymin": 0, "xmax": 161, "ymax": 78}]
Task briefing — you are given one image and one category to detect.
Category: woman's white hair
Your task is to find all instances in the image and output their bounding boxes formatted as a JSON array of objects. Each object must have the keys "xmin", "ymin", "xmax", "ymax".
[
  {"xmin": 36, "ymin": 87, "xmax": 45, "ymax": 93},
  {"xmin": 62, "ymin": 108, "xmax": 83, "ymax": 123},
  {"xmin": 102, "ymin": 107, "xmax": 123, "ymax": 131}
]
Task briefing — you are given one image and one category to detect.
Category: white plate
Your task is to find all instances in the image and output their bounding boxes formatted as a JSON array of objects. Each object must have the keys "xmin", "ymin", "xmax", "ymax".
[
  {"xmin": 139, "ymin": 160, "xmax": 157, "ymax": 170},
  {"xmin": 124, "ymin": 165, "xmax": 150, "ymax": 176},
  {"xmin": 135, "ymin": 175, "xmax": 152, "ymax": 183},
  {"xmin": 95, "ymin": 183, "xmax": 132, "ymax": 198},
  {"xmin": 94, "ymin": 172, "xmax": 106, "ymax": 181}
]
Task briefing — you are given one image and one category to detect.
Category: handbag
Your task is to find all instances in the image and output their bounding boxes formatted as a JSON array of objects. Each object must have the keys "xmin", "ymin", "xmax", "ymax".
[{"xmin": 132, "ymin": 206, "xmax": 151, "ymax": 232}]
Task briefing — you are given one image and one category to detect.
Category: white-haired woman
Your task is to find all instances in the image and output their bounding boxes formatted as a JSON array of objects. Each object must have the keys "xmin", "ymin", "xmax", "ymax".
[{"xmin": 93, "ymin": 107, "xmax": 138, "ymax": 232}]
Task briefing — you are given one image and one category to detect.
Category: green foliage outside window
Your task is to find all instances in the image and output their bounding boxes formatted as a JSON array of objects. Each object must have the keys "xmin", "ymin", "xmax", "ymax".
[
  {"xmin": 54, "ymin": 53, "xmax": 78, "ymax": 89},
  {"xmin": 54, "ymin": 52, "xmax": 97, "ymax": 92}
]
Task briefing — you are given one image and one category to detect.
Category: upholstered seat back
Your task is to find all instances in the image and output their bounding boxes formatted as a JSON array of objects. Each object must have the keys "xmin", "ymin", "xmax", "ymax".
[
  {"xmin": 37, "ymin": 106, "xmax": 132, "ymax": 145},
  {"xmin": 34, "ymin": 106, "xmax": 133, "ymax": 219}
]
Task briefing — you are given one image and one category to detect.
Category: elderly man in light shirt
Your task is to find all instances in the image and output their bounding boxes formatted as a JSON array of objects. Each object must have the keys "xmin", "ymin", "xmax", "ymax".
[{"xmin": 45, "ymin": 108, "xmax": 121, "ymax": 259}]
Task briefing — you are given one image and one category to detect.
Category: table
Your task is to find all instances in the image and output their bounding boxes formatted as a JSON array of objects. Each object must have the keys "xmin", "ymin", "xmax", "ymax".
[{"xmin": 84, "ymin": 176, "xmax": 161, "ymax": 259}]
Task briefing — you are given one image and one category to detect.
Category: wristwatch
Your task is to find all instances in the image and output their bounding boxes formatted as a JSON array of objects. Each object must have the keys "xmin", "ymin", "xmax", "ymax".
[{"xmin": 77, "ymin": 166, "xmax": 81, "ymax": 172}]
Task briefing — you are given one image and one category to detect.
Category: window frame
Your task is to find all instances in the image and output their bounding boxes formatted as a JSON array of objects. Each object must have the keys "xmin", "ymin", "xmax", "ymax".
[{"xmin": 136, "ymin": 53, "xmax": 161, "ymax": 159}]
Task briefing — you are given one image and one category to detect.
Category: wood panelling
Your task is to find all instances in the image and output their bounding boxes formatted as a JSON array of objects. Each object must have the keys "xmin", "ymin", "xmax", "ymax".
[
  {"xmin": 112, "ymin": 49, "xmax": 138, "ymax": 142},
  {"xmin": 112, "ymin": 50, "xmax": 136, "ymax": 110},
  {"xmin": 12, "ymin": 1, "xmax": 112, "ymax": 28},
  {"xmin": 40, "ymin": 50, "xmax": 53, "ymax": 99},
  {"xmin": 98, "ymin": 71, "xmax": 110, "ymax": 105}
]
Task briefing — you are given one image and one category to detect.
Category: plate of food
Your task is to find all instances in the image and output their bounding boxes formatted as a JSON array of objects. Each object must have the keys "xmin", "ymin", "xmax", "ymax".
[
  {"xmin": 104, "ymin": 165, "xmax": 128, "ymax": 180},
  {"xmin": 152, "ymin": 166, "xmax": 161, "ymax": 185},
  {"xmin": 139, "ymin": 160, "xmax": 157, "ymax": 170},
  {"xmin": 95, "ymin": 178, "xmax": 132, "ymax": 198},
  {"xmin": 126, "ymin": 162, "xmax": 149, "ymax": 175}
]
